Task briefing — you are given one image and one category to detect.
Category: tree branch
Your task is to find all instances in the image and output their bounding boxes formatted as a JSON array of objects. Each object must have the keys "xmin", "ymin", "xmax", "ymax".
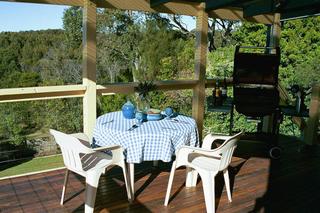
[{"xmin": 169, "ymin": 15, "xmax": 190, "ymax": 34}]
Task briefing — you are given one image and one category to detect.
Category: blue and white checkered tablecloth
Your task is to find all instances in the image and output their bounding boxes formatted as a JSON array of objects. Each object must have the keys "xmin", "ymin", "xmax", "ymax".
[{"xmin": 93, "ymin": 111, "xmax": 199, "ymax": 163}]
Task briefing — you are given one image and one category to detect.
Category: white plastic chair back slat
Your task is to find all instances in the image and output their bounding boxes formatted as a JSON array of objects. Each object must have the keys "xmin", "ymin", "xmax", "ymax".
[
  {"xmin": 50, "ymin": 129, "xmax": 93, "ymax": 172},
  {"xmin": 217, "ymin": 134, "xmax": 240, "ymax": 171},
  {"xmin": 202, "ymin": 132, "xmax": 241, "ymax": 171}
]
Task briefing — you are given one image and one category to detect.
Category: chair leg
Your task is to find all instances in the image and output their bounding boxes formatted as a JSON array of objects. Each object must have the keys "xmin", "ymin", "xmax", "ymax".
[
  {"xmin": 60, "ymin": 169, "xmax": 69, "ymax": 205},
  {"xmin": 128, "ymin": 163, "xmax": 135, "ymax": 199},
  {"xmin": 153, "ymin": 160, "xmax": 159, "ymax": 167},
  {"xmin": 199, "ymin": 171, "xmax": 216, "ymax": 213},
  {"xmin": 164, "ymin": 160, "xmax": 177, "ymax": 206},
  {"xmin": 186, "ymin": 167, "xmax": 198, "ymax": 187},
  {"xmin": 85, "ymin": 172, "xmax": 101, "ymax": 213},
  {"xmin": 121, "ymin": 163, "xmax": 132, "ymax": 202},
  {"xmin": 223, "ymin": 169, "xmax": 232, "ymax": 202}
]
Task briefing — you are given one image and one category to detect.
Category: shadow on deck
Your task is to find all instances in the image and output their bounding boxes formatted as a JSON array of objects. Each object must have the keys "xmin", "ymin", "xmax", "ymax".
[{"xmin": 1, "ymin": 135, "xmax": 320, "ymax": 213}]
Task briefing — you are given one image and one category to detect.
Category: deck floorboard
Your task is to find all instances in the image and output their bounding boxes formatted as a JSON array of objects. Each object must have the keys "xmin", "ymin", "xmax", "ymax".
[{"xmin": 1, "ymin": 136, "xmax": 320, "ymax": 213}]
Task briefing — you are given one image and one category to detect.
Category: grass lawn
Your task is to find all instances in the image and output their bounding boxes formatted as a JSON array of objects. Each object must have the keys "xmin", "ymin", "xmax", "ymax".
[{"xmin": 0, "ymin": 155, "xmax": 64, "ymax": 178}]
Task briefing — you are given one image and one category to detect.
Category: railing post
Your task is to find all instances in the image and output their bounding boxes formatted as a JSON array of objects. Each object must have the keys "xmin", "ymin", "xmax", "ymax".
[
  {"xmin": 83, "ymin": 0, "xmax": 97, "ymax": 140},
  {"xmin": 192, "ymin": 3, "xmax": 208, "ymax": 142},
  {"xmin": 304, "ymin": 84, "xmax": 320, "ymax": 145}
]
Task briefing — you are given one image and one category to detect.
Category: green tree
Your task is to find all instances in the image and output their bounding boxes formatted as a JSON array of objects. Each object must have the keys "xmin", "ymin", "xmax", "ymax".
[{"xmin": 63, "ymin": 7, "xmax": 83, "ymax": 48}]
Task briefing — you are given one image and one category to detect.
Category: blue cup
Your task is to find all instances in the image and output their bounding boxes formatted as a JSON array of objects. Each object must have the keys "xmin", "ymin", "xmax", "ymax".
[
  {"xmin": 135, "ymin": 111, "xmax": 144, "ymax": 126},
  {"xmin": 164, "ymin": 107, "xmax": 173, "ymax": 117}
]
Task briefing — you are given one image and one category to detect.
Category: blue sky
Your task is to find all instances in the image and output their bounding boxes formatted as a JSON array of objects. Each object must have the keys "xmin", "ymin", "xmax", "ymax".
[
  {"xmin": 0, "ymin": 2, "xmax": 67, "ymax": 32},
  {"xmin": 0, "ymin": 2, "xmax": 195, "ymax": 32}
]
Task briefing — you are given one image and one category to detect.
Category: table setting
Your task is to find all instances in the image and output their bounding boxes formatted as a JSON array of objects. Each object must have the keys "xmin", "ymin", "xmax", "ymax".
[
  {"xmin": 92, "ymin": 84, "xmax": 199, "ymax": 196},
  {"xmin": 93, "ymin": 105, "xmax": 199, "ymax": 164}
]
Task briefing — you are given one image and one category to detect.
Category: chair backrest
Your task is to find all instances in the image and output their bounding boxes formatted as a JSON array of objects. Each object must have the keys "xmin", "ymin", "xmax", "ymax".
[
  {"xmin": 50, "ymin": 129, "xmax": 93, "ymax": 172},
  {"xmin": 216, "ymin": 131, "xmax": 242, "ymax": 171}
]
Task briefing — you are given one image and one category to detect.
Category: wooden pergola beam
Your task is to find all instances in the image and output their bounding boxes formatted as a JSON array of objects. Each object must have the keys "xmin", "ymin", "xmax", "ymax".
[
  {"xmin": 150, "ymin": 0, "xmax": 172, "ymax": 8},
  {"xmin": 100, "ymin": 1, "xmax": 274, "ymax": 24},
  {"xmin": 98, "ymin": 0, "xmax": 200, "ymax": 16},
  {"xmin": 0, "ymin": 0, "xmax": 82, "ymax": 6},
  {"xmin": 208, "ymin": 7, "xmax": 274, "ymax": 24},
  {"xmin": 0, "ymin": 0, "xmax": 274, "ymax": 24}
]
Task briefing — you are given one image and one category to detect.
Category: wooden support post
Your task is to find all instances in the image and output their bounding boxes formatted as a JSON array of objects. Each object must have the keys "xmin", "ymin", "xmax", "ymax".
[
  {"xmin": 270, "ymin": 13, "xmax": 281, "ymax": 47},
  {"xmin": 262, "ymin": 13, "xmax": 280, "ymax": 133},
  {"xmin": 304, "ymin": 85, "xmax": 320, "ymax": 145},
  {"xmin": 83, "ymin": 0, "xmax": 97, "ymax": 140},
  {"xmin": 192, "ymin": 3, "xmax": 208, "ymax": 142}
]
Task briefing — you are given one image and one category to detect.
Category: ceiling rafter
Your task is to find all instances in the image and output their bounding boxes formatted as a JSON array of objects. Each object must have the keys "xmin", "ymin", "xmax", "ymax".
[
  {"xmin": 281, "ymin": 8, "xmax": 320, "ymax": 20},
  {"xmin": 1, "ymin": 0, "xmax": 319, "ymax": 21},
  {"xmin": 243, "ymin": 0, "xmax": 274, "ymax": 17},
  {"xmin": 0, "ymin": 0, "xmax": 82, "ymax": 6},
  {"xmin": 205, "ymin": 0, "xmax": 245, "ymax": 11},
  {"xmin": 150, "ymin": 0, "xmax": 172, "ymax": 8},
  {"xmin": 243, "ymin": 0, "xmax": 320, "ymax": 18},
  {"xmin": 1, "ymin": 0, "xmax": 274, "ymax": 24}
]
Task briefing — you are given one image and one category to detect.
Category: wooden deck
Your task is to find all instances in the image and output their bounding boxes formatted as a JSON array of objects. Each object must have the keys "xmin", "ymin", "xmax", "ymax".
[{"xmin": 1, "ymin": 136, "xmax": 320, "ymax": 213}]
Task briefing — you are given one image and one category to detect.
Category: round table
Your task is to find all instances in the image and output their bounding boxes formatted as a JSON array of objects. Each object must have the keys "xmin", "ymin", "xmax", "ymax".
[
  {"xmin": 93, "ymin": 111, "xmax": 199, "ymax": 197},
  {"xmin": 93, "ymin": 111, "xmax": 199, "ymax": 163}
]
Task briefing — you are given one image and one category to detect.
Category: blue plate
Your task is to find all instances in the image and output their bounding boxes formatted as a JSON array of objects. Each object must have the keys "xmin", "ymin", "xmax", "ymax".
[{"xmin": 147, "ymin": 113, "xmax": 162, "ymax": 121}]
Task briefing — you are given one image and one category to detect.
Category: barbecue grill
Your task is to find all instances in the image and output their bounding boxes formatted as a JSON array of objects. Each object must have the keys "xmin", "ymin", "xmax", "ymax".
[{"xmin": 233, "ymin": 46, "xmax": 281, "ymax": 158}]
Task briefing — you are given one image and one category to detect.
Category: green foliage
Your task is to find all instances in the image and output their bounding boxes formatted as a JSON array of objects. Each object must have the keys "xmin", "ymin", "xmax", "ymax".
[
  {"xmin": 231, "ymin": 22, "xmax": 267, "ymax": 46},
  {"xmin": 292, "ymin": 54, "xmax": 320, "ymax": 87},
  {"xmin": 136, "ymin": 17, "xmax": 177, "ymax": 80},
  {"xmin": 207, "ymin": 46, "xmax": 235, "ymax": 78},
  {"xmin": 0, "ymin": 102, "xmax": 35, "ymax": 145},
  {"xmin": 176, "ymin": 38, "xmax": 195, "ymax": 78},
  {"xmin": 1, "ymin": 71, "xmax": 41, "ymax": 88},
  {"xmin": 98, "ymin": 94, "xmax": 127, "ymax": 115},
  {"xmin": 37, "ymin": 99, "xmax": 83, "ymax": 133},
  {"xmin": 148, "ymin": 90, "xmax": 193, "ymax": 115},
  {"xmin": 63, "ymin": 7, "xmax": 83, "ymax": 48},
  {"xmin": 279, "ymin": 17, "xmax": 320, "ymax": 88}
]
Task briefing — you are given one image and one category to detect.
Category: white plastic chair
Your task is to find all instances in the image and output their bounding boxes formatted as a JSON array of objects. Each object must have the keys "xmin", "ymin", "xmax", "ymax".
[
  {"xmin": 164, "ymin": 131, "xmax": 242, "ymax": 213},
  {"xmin": 50, "ymin": 129, "xmax": 132, "ymax": 213}
]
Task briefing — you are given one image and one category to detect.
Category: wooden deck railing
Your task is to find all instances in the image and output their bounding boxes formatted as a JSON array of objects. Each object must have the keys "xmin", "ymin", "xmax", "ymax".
[{"xmin": 0, "ymin": 79, "xmax": 318, "ymax": 146}]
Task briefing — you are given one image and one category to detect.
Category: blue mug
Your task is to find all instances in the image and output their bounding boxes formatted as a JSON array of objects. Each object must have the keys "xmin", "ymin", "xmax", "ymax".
[{"xmin": 164, "ymin": 107, "xmax": 173, "ymax": 117}]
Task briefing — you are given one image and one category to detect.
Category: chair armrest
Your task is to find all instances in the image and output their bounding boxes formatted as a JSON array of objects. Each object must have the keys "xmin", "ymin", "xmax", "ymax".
[
  {"xmin": 178, "ymin": 146, "xmax": 221, "ymax": 160},
  {"xmin": 202, "ymin": 134, "xmax": 233, "ymax": 150},
  {"xmin": 93, "ymin": 145, "xmax": 124, "ymax": 163},
  {"xmin": 92, "ymin": 145, "xmax": 122, "ymax": 152},
  {"xmin": 174, "ymin": 146, "xmax": 221, "ymax": 168}
]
